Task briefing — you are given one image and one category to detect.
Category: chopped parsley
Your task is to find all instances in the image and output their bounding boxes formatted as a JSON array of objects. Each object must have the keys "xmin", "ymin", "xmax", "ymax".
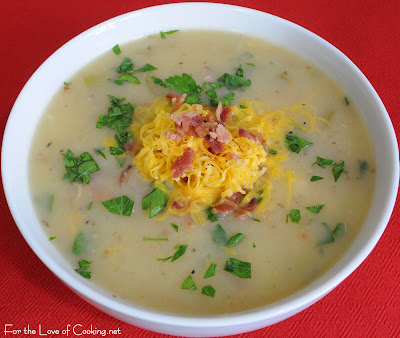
[
  {"xmin": 252, "ymin": 218, "xmax": 261, "ymax": 222},
  {"xmin": 96, "ymin": 96, "xmax": 134, "ymax": 133},
  {"xmin": 253, "ymin": 242, "xmax": 256, "ymax": 248},
  {"xmin": 218, "ymin": 65, "xmax": 251, "ymax": 89},
  {"xmin": 211, "ymin": 224, "xmax": 227, "ymax": 245},
  {"xmin": 205, "ymin": 207, "xmax": 219, "ymax": 222},
  {"xmin": 332, "ymin": 160, "xmax": 345, "ymax": 182},
  {"xmin": 268, "ymin": 149, "xmax": 277, "ymax": 155},
  {"xmin": 49, "ymin": 237, "xmax": 56, "ymax": 241},
  {"xmin": 224, "ymin": 258, "xmax": 251, "ymax": 278},
  {"xmin": 181, "ymin": 275, "xmax": 196, "ymax": 290},
  {"xmin": 135, "ymin": 63, "xmax": 157, "ymax": 73},
  {"xmin": 101, "ymin": 195, "xmax": 134, "ymax": 216},
  {"xmin": 201, "ymin": 285, "xmax": 216, "ymax": 297},
  {"xmin": 75, "ymin": 260, "xmax": 91, "ymax": 279},
  {"xmin": 116, "ymin": 73, "xmax": 140, "ymax": 85},
  {"xmin": 63, "ymin": 81, "xmax": 71, "ymax": 87},
  {"xmin": 157, "ymin": 256, "xmax": 172, "ymax": 262},
  {"xmin": 48, "ymin": 194, "xmax": 54, "ymax": 212},
  {"xmin": 240, "ymin": 105, "xmax": 247, "ymax": 109},
  {"xmin": 246, "ymin": 63, "xmax": 255, "ymax": 67},
  {"xmin": 227, "ymin": 233, "xmax": 245, "ymax": 247},
  {"xmin": 160, "ymin": 30, "xmax": 179, "ymax": 39},
  {"xmin": 285, "ymin": 134, "xmax": 313, "ymax": 153},
  {"xmin": 359, "ymin": 160, "xmax": 369, "ymax": 177},
  {"xmin": 315, "ymin": 156, "xmax": 336, "ymax": 168},
  {"xmin": 87, "ymin": 202, "xmax": 93, "ymax": 210},
  {"xmin": 311, "ymin": 176, "xmax": 324, "ymax": 182},
  {"xmin": 62, "ymin": 149, "xmax": 100, "ymax": 184},
  {"xmin": 171, "ymin": 223, "xmax": 179, "ymax": 232},
  {"xmin": 286, "ymin": 209, "xmax": 301, "ymax": 223},
  {"xmin": 96, "ymin": 149, "xmax": 107, "ymax": 159},
  {"xmin": 72, "ymin": 232, "xmax": 86, "ymax": 255},
  {"xmin": 112, "ymin": 44, "xmax": 121, "ymax": 55},
  {"xmin": 171, "ymin": 245, "xmax": 187, "ymax": 262},
  {"xmin": 333, "ymin": 222, "xmax": 346, "ymax": 237},
  {"xmin": 317, "ymin": 222, "xmax": 335, "ymax": 246},
  {"xmin": 152, "ymin": 76, "xmax": 167, "ymax": 88},
  {"xmin": 163, "ymin": 73, "xmax": 205, "ymax": 104},
  {"xmin": 344, "ymin": 96, "xmax": 350, "ymax": 105},
  {"xmin": 306, "ymin": 205, "xmax": 325, "ymax": 214},
  {"xmin": 116, "ymin": 57, "xmax": 134, "ymax": 73},
  {"xmin": 142, "ymin": 237, "xmax": 168, "ymax": 241},
  {"xmin": 142, "ymin": 188, "xmax": 168, "ymax": 218},
  {"xmin": 204, "ymin": 264, "xmax": 216, "ymax": 278}
]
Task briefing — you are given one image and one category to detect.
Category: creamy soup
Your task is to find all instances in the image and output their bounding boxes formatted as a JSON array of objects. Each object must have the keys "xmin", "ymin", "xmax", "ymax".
[{"xmin": 29, "ymin": 30, "xmax": 375, "ymax": 315}]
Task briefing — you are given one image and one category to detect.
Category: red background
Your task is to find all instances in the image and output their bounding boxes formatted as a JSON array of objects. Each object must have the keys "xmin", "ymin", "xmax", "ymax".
[{"xmin": 1, "ymin": 0, "xmax": 400, "ymax": 337}]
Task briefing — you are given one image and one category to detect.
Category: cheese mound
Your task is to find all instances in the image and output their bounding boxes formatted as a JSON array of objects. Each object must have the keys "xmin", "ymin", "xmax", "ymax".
[{"xmin": 133, "ymin": 97, "xmax": 317, "ymax": 222}]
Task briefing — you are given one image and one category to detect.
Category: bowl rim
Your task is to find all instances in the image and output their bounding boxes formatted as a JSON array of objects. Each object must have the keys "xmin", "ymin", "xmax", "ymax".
[{"xmin": 2, "ymin": 1, "xmax": 399, "ymax": 332}]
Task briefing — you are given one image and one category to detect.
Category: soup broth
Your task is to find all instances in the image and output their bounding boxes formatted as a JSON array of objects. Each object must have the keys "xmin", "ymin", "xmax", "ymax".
[{"xmin": 30, "ymin": 30, "xmax": 375, "ymax": 314}]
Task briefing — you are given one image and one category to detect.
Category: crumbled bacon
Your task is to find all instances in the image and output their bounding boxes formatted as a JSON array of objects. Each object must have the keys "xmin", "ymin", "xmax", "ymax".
[
  {"xmin": 242, "ymin": 197, "xmax": 258, "ymax": 211},
  {"xmin": 171, "ymin": 147, "xmax": 195, "ymax": 178},
  {"xmin": 215, "ymin": 124, "xmax": 230, "ymax": 143},
  {"xmin": 226, "ymin": 152, "xmax": 240, "ymax": 161},
  {"xmin": 166, "ymin": 93, "xmax": 177, "ymax": 99},
  {"xmin": 213, "ymin": 191, "xmax": 259, "ymax": 218},
  {"xmin": 220, "ymin": 107, "xmax": 232, "ymax": 124},
  {"xmin": 213, "ymin": 200, "xmax": 237, "ymax": 214},
  {"xmin": 205, "ymin": 135, "xmax": 224, "ymax": 154},
  {"xmin": 120, "ymin": 165, "xmax": 133, "ymax": 184},
  {"xmin": 171, "ymin": 201, "xmax": 185, "ymax": 209},
  {"xmin": 171, "ymin": 93, "xmax": 187, "ymax": 111},
  {"xmin": 164, "ymin": 130, "xmax": 181, "ymax": 142},
  {"xmin": 238, "ymin": 128, "xmax": 266, "ymax": 145},
  {"xmin": 215, "ymin": 102, "xmax": 223, "ymax": 122}
]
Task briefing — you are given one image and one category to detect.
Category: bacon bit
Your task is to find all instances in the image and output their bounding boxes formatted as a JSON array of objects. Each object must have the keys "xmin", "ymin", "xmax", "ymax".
[
  {"xmin": 125, "ymin": 140, "xmax": 135, "ymax": 152},
  {"xmin": 301, "ymin": 232, "xmax": 308, "ymax": 240},
  {"xmin": 220, "ymin": 107, "xmax": 232, "ymax": 124},
  {"xmin": 226, "ymin": 152, "xmax": 240, "ymax": 161},
  {"xmin": 215, "ymin": 124, "xmax": 230, "ymax": 143},
  {"xmin": 242, "ymin": 198, "xmax": 257, "ymax": 211},
  {"xmin": 205, "ymin": 135, "xmax": 224, "ymax": 154},
  {"xmin": 171, "ymin": 147, "xmax": 195, "ymax": 178},
  {"xmin": 238, "ymin": 128, "xmax": 265, "ymax": 145},
  {"xmin": 172, "ymin": 201, "xmax": 185, "ymax": 209},
  {"xmin": 171, "ymin": 93, "xmax": 187, "ymax": 111},
  {"xmin": 164, "ymin": 130, "xmax": 181, "ymax": 142},
  {"xmin": 228, "ymin": 192, "xmax": 245, "ymax": 204},
  {"xmin": 64, "ymin": 86, "xmax": 70, "ymax": 92},
  {"xmin": 120, "ymin": 165, "xmax": 133, "ymax": 184},
  {"xmin": 104, "ymin": 249, "xmax": 109, "ymax": 255},
  {"xmin": 213, "ymin": 199, "xmax": 237, "ymax": 214},
  {"xmin": 186, "ymin": 219, "xmax": 195, "ymax": 228},
  {"xmin": 166, "ymin": 93, "xmax": 177, "ymax": 99},
  {"xmin": 215, "ymin": 102, "xmax": 223, "ymax": 122}
]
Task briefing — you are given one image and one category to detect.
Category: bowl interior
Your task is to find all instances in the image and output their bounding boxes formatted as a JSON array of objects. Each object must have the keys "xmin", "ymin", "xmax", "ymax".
[{"xmin": 2, "ymin": 3, "xmax": 398, "ymax": 336}]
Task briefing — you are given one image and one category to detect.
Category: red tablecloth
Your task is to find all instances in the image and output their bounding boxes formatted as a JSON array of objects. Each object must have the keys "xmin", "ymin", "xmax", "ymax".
[{"xmin": 1, "ymin": 1, "xmax": 399, "ymax": 337}]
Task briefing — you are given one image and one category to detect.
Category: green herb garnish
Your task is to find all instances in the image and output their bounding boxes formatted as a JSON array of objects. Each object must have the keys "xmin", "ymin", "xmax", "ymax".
[
  {"xmin": 240, "ymin": 105, "xmax": 247, "ymax": 109},
  {"xmin": 224, "ymin": 258, "xmax": 251, "ymax": 278},
  {"xmin": 72, "ymin": 232, "xmax": 86, "ymax": 255},
  {"xmin": 142, "ymin": 188, "xmax": 168, "ymax": 218},
  {"xmin": 205, "ymin": 207, "xmax": 219, "ymax": 222},
  {"xmin": 181, "ymin": 275, "xmax": 196, "ymax": 290},
  {"xmin": 285, "ymin": 134, "xmax": 313, "ymax": 153},
  {"xmin": 152, "ymin": 76, "xmax": 167, "ymax": 88},
  {"xmin": 164, "ymin": 73, "xmax": 205, "ymax": 104},
  {"xmin": 171, "ymin": 223, "xmax": 179, "ymax": 232},
  {"xmin": 48, "ymin": 194, "xmax": 54, "ymax": 212},
  {"xmin": 63, "ymin": 81, "xmax": 71, "ymax": 87},
  {"xmin": 209, "ymin": 92, "xmax": 234, "ymax": 107},
  {"xmin": 211, "ymin": 224, "xmax": 227, "ymax": 245},
  {"xmin": 87, "ymin": 202, "xmax": 93, "ymax": 210},
  {"xmin": 332, "ymin": 160, "xmax": 345, "ymax": 182},
  {"xmin": 306, "ymin": 205, "xmax": 325, "ymax": 214},
  {"xmin": 142, "ymin": 237, "xmax": 168, "ymax": 241},
  {"xmin": 171, "ymin": 245, "xmax": 187, "ymax": 262},
  {"xmin": 112, "ymin": 44, "xmax": 121, "ymax": 55},
  {"xmin": 252, "ymin": 218, "xmax": 261, "ymax": 222},
  {"xmin": 359, "ymin": 160, "xmax": 369, "ymax": 178},
  {"xmin": 268, "ymin": 149, "xmax": 277, "ymax": 155},
  {"xmin": 49, "ymin": 237, "xmax": 56, "ymax": 241},
  {"xmin": 246, "ymin": 63, "xmax": 255, "ymax": 67},
  {"xmin": 218, "ymin": 65, "xmax": 251, "ymax": 89},
  {"xmin": 135, "ymin": 63, "xmax": 157, "ymax": 73},
  {"xmin": 96, "ymin": 96, "xmax": 134, "ymax": 133},
  {"xmin": 344, "ymin": 96, "xmax": 350, "ymax": 105},
  {"xmin": 157, "ymin": 256, "xmax": 172, "ymax": 262},
  {"xmin": 317, "ymin": 222, "xmax": 335, "ymax": 246},
  {"xmin": 160, "ymin": 30, "xmax": 179, "ymax": 39},
  {"xmin": 116, "ymin": 57, "xmax": 134, "ymax": 73},
  {"xmin": 333, "ymin": 222, "xmax": 346, "ymax": 237},
  {"xmin": 96, "ymin": 149, "xmax": 107, "ymax": 159},
  {"xmin": 227, "ymin": 233, "xmax": 245, "ymax": 247},
  {"xmin": 201, "ymin": 285, "xmax": 216, "ymax": 297},
  {"xmin": 253, "ymin": 242, "xmax": 256, "ymax": 248},
  {"xmin": 204, "ymin": 264, "xmax": 216, "ymax": 278},
  {"xmin": 75, "ymin": 260, "xmax": 91, "ymax": 279},
  {"xmin": 315, "ymin": 156, "xmax": 336, "ymax": 168},
  {"xmin": 311, "ymin": 176, "xmax": 324, "ymax": 182},
  {"xmin": 62, "ymin": 149, "xmax": 100, "ymax": 184},
  {"xmin": 101, "ymin": 195, "xmax": 134, "ymax": 216},
  {"xmin": 115, "ymin": 73, "xmax": 140, "ymax": 85},
  {"xmin": 286, "ymin": 209, "xmax": 301, "ymax": 223}
]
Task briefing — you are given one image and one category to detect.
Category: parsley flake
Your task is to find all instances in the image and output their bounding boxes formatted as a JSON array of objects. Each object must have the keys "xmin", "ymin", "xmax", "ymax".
[
  {"xmin": 285, "ymin": 134, "xmax": 313, "ymax": 153},
  {"xmin": 201, "ymin": 285, "xmax": 216, "ymax": 297},
  {"xmin": 205, "ymin": 207, "xmax": 219, "ymax": 222},
  {"xmin": 227, "ymin": 233, "xmax": 245, "ymax": 247},
  {"xmin": 75, "ymin": 260, "xmax": 91, "ymax": 279},
  {"xmin": 286, "ymin": 209, "xmax": 301, "ymax": 223},
  {"xmin": 204, "ymin": 264, "xmax": 216, "ymax": 278},
  {"xmin": 72, "ymin": 232, "xmax": 86, "ymax": 255},
  {"xmin": 332, "ymin": 160, "xmax": 345, "ymax": 182},
  {"xmin": 181, "ymin": 275, "xmax": 196, "ymax": 290},
  {"xmin": 112, "ymin": 44, "xmax": 121, "ymax": 55},
  {"xmin": 211, "ymin": 224, "xmax": 227, "ymax": 245},
  {"xmin": 306, "ymin": 205, "xmax": 325, "ymax": 214},
  {"xmin": 62, "ymin": 149, "xmax": 100, "ymax": 184},
  {"xmin": 101, "ymin": 195, "xmax": 134, "ymax": 216},
  {"xmin": 315, "ymin": 156, "xmax": 336, "ymax": 168},
  {"xmin": 224, "ymin": 258, "xmax": 251, "ymax": 278},
  {"xmin": 171, "ymin": 223, "xmax": 179, "ymax": 232},
  {"xmin": 171, "ymin": 245, "xmax": 187, "ymax": 262},
  {"xmin": 311, "ymin": 176, "xmax": 324, "ymax": 182},
  {"xmin": 142, "ymin": 188, "xmax": 168, "ymax": 218}
]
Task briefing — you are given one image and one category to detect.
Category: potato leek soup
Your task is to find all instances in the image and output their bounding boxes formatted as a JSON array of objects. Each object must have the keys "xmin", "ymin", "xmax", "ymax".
[{"xmin": 29, "ymin": 30, "xmax": 375, "ymax": 314}]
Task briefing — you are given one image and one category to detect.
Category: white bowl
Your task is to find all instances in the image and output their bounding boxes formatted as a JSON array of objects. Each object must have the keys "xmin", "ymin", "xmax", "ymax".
[{"xmin": 2, "ymin": 3, "xmax": 398, "ymax": 337}]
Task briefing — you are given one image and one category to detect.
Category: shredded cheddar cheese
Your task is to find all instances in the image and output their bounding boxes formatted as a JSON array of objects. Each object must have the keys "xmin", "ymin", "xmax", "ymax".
[{"xmin": 132, "ymin": 97, "xmax": 317, "ymax": 222}]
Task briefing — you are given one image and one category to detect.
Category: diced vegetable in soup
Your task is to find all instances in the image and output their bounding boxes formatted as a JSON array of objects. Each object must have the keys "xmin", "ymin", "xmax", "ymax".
[{"xmin": 30, "ymin": 30, "xmax": 375, "ymax": 315}]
